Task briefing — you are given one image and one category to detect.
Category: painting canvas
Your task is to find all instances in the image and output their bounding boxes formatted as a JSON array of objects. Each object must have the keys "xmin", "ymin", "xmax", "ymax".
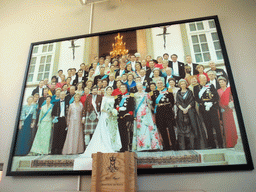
[{"xmin": 7, "ymin": 16, "xmax": 253, "ymax": 176}]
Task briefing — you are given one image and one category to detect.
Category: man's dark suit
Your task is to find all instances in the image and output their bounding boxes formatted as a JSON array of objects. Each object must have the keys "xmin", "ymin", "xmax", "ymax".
[
  {"xmin": 114, "ymin": 93, "xmax": 135, "ymax": 152},
  {"xmin": 32, "ymin": 86, "xmax": 44, "ymax": 96},
  {"xmin": 83, "ymin": 70, "xmax": 89, "ymax": 79},
  {"xmin": 185, "ymin": 63, "xmax": 199, "ymax": 75},
  {"xmin": 209, "ymin": 79, "xmax": 221, "ymax": 90},
  {"xmin": 73, "ymin": 76, "xmax": 87, "ymax": 87},
  {"xmin": 146, "ymin": 68, "xmax": 154, "ymax": 79},
  {"xmin": 75, "ymin": 70, "xmax": 88, "ymax": 79},
  {"xmin": 194, "ymin": 84, "xmax": 223, "ymax": 148},
  {"xmin": 169, "ymin": 61, "xmax": 185, "ymax": 84},
  {"xmin": 115, "ymin": 69, "xmax": 126, "ymax": 78},
  {"xmin": 51, "ymin": 100, "xmax": 68, "ymax": 154},
  {"xmin": 151, "ymin": 88, "xmax": 177, "ymax": 150}
]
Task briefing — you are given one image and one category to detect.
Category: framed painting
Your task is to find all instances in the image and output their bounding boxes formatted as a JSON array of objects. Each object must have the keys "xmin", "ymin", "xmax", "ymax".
[{"xmin": 6, "ymin": 15, "xmax": 253, "ymax": 176}]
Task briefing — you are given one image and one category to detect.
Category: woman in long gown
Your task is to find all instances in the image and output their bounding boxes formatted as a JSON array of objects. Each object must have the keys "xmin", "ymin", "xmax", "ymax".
[
  {"xmin": 132, "ymin": 83, "xmax": 162, "ymax": 151},
  {"xmin": 188, "ymin": 76, "xmax": 200, "ymax": 114},
  {"xmin": 30, "ymin": 96, "xmax": 53, "ymax": 155},
  {"xmin": 31, "ymin": 93, "xmax": 39, "ymax": 143},
  {"xmin": 176, "ymin": 79, "xmax": 207, "ymax": 150},
  {"xmin": 15, "ymin": 96, "xmax": 36, "ymax": 156},
  {"xmin": 62, "ymin": 93, "xmax": 85, "ymax": 155},
  {"xmin": 80, "ymin": 86, "xmax": 121, "ymax": 157},
  {"xmin": 217, "ymin": 76, "xmax": 238, "ymax": 148}
]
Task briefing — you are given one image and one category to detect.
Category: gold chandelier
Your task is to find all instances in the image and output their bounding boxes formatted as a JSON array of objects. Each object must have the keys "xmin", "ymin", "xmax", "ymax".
[{"xmin": 110, "ymin": 33, "xmax": 129, "ymax": 58}]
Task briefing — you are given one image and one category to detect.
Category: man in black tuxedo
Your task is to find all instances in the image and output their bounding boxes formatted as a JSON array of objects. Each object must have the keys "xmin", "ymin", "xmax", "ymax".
[
  {"xmin": 194, "ymin": 75, "xmax": 223, "ymax": 149},
  {"xmin": 114, "ymin": 84, "xmax": 135, "ymax": 152},
  {"xmin": 32, "ymin": 80, "xmax": 44, "ymax": 97},
  {"xmin": 146, "ymin": 60, "xmax": 155, "ymax": 79},
  {"xmin": 94, "ymin": 66, "xmax": 108, "ymax": 85},
  {"xmin": 115, "ymin": 62, "xmax": 126, "ymax": 78},
  {"xmin": 51, "ymin": 91, "xmax": 68, "ymax": 154},
  {"xmin": 79, "ymin": 63, "xmax": 89, "ymax": 79},
  {"xmin": 208, "ymin": 71, "xmax": 221, "ymax": 90},
  {"xmin": 185, "ymin": 55, "xmax": 199, "ymax": 75},
  {"xmin": 169, "ymin": 54, "xmax": 185, "ymax": 84},
  {"xmin": 73, "ymin": 69, "xmax": 87, "ymax": 87},
  {"xmin": 108, "ymin": 73, "xmax": 117, "ymax": 89}
]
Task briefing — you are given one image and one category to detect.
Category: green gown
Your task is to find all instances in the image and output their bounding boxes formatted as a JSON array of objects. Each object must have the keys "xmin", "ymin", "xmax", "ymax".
[{"xmin": 30, "ymin": 104, "xmax": 53, "ymax": 155}]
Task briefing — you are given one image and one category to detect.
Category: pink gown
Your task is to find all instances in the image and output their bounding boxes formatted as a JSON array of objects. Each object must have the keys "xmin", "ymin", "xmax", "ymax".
[{"xmin": 62, "ymin": 102, "xmax": 85, "ymax": 155}]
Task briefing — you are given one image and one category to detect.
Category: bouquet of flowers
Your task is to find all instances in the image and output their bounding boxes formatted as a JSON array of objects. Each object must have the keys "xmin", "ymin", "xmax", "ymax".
[
  {"xmin": 105, "ymin": 103, "xmax": 118, "ymax": 117},
  {"xmin": 111, "ymin": 109, "xmax": 118, "ymax": 117}
]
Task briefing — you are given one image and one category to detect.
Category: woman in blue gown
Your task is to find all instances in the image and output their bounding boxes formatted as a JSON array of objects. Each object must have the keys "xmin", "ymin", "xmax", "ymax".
[{"xmin": 15, "ymin": 96, "xmax": 36, "ymax": 156}]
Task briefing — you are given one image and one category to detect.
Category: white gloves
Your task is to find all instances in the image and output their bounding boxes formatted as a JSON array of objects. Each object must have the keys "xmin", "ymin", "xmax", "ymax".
[
  {"xmin": 229, "ymin": 101, "xmax": 234, "ymax": 109},
  {"xmin": 204, "ymin": 102, "xmax": 213, "ymax": 111},
  {"xmin": 119, "ymin": 107, "xmax": 126, "ymax": 111}
]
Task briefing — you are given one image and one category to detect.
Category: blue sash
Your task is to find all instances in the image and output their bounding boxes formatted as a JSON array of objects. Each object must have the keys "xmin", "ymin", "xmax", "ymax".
[
  {"xmin": 154, "ymin": 88, "xmax": 167, "ymax": 113},
  {"xmin": 198, "ymin": 83, "xmax": 211, "ymax": 99},
  {"xmin": 69, "ymin": 95, "xmax": 75, "ymax": 105},
  {"xmin": 120, "ymin": 93, "xmax": 129, "ymax": 107},
  {"xmin": 39, "ymin": 105, "xmax": 53, "ymax": 123},
  {"xmin": 135, "ymin": 96, "xmax": 146, "ymax": 117},
  {"xmin": 101, "ymin": 75, "xmax": 108, "ymax": 80},
  {"xmin": 183, "ymin": 91, "xmax": 188, "ymax": 100},
  {"xmin": 42, "ymin": 100, "xmax": 46, "ymax": 107}
]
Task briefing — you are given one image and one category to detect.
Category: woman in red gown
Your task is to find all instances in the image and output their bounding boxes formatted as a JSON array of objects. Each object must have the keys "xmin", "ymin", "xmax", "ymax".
[{"xmin": 217, "ymin": 76, "xmax": 238, "ymax": 148}]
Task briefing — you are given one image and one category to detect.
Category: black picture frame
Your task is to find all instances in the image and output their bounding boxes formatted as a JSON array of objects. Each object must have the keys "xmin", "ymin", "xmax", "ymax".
[{"xmin": 6, "ymin": 15, "xmax": 254, "ymax": 176}]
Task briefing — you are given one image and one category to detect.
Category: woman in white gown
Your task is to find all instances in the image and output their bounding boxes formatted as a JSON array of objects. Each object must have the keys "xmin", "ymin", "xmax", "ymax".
[{"xmin": 80, "ymin": 86, "xmax": 122, "ymax": 157}]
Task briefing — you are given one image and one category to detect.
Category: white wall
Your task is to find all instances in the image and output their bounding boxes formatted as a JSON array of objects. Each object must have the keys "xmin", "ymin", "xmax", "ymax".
[
  {"xmin": 152, "ymin": 25, "xmax": 184, "ymax": 62},
  {"xmin": 59, "ymin": 39, "xmax": 86, "ymax": 72},
  {"xmin": 0, "ymin": 0, "xmax": 256, "ymax": 191}
]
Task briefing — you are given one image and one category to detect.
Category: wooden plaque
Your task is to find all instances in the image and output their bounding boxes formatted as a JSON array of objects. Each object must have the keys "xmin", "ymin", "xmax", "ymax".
[{"xmin": 91, "ymin": 152, "xmax": 137, "ymax": 192}]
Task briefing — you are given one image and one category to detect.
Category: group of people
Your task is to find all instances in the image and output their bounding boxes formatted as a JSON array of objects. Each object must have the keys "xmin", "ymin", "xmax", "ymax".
[{"xmin": 14, "ymin": 53, "xmax": 238, "ymax": 157}]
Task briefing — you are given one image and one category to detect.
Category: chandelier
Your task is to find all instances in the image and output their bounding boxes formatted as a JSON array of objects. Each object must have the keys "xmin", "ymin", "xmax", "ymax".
[{"xmin": 110, "ymin": 33, "xmax": 129, "ymax": 58}]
